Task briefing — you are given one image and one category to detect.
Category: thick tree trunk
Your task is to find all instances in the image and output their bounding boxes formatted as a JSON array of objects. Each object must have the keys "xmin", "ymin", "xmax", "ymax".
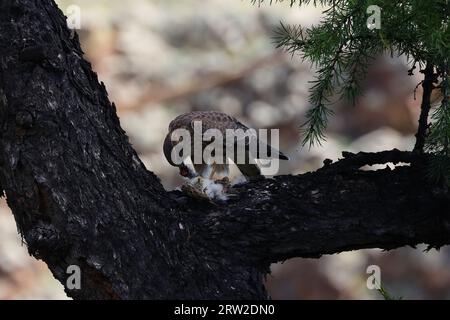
[{"xmin": 0, "ymin": 0, "xmax": 449, "ymax": 300}]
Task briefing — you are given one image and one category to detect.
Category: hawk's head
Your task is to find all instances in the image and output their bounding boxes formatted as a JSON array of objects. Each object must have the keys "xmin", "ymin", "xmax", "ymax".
[
  {"xmin": 163, "ymin": 133, "xmax": 176, "ymax": 166},
  {"xmin": 163, "ymin": 134, "xmax": 195, "ymax": 178}
]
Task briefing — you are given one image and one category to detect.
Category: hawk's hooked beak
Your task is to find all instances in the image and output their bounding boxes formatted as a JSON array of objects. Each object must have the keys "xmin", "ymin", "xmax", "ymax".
[
  {"xmin": 179, "ymin": 163, "xmax": 192, "ymax": 178},
  {"xmin": 164, "ymin": 134, "xmax": 196, "ymax": 178}
]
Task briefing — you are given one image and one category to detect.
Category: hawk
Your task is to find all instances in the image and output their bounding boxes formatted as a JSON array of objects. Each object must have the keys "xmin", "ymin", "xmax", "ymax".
[{"xmin": 163, "ymin": 111, "xmax": 289, "ymax": 180}]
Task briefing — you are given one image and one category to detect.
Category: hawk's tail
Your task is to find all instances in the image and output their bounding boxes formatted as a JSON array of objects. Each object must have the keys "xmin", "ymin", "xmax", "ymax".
[
  {"xmin": 257, "ymin": 142, "xmax": 290, "ymax": 160},
  {"xmin": 236, "ymin": 163, "xmax": 262, "ymax": 178}
]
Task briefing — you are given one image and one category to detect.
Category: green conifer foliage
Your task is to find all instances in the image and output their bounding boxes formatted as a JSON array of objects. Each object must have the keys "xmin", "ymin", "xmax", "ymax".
[{"xmin": 254, "ymin": 0, "xmax": 450, "ymax": 183}]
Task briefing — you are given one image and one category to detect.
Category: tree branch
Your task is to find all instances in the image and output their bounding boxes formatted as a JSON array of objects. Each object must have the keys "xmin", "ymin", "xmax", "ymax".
[
  {"xmin": 188, "ymin": 153, "xmax": 449, "ymax": 267},
  {"xmin": 0, "ymin": 0, "xmax": 449, "ymax": 300},
  {"xmin": 414, "ymin": 62, "xmax": 435, "ymax": 153}
]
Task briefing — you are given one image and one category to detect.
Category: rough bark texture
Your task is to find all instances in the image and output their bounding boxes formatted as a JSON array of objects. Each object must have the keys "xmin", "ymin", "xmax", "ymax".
[
  {"xmin": 0, "ymin": 0, "xmax": 449, "ymax": 300},
  {"xmin": 413, "ymin": 62, "xmax": 435, "ymax": 153}
]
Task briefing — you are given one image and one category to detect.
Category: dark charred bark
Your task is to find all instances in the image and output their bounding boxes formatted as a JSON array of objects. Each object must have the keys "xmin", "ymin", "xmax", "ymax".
[
  {"xmin": 0, "ymin": 0, "xmax": 449, "ymax": 300},
  {"xmin": 413, "ymin": 63, "xmax": 435, "ymax": 153}
]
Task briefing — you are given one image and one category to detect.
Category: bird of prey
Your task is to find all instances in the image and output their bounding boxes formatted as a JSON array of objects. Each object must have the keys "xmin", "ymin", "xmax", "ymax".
[{"xmin": 163, "ymin": 111, "xmax": 288, "ymax": 180}]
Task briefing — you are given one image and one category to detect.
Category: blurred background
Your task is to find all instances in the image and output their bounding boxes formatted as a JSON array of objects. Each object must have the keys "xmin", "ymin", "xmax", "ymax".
[{"xmin": 1, "ymin": 0, "xmax": 449, "ymax": 299}]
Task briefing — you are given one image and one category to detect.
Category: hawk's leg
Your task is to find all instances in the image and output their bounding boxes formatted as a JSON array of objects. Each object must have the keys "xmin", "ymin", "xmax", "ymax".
[
  {"xmin": 209, "ymin": 165, "xmax": 217, "ymax": 180},
  {"xmin": 210, "ymin": 163, "xmax": 229, "ymax": 181}
]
